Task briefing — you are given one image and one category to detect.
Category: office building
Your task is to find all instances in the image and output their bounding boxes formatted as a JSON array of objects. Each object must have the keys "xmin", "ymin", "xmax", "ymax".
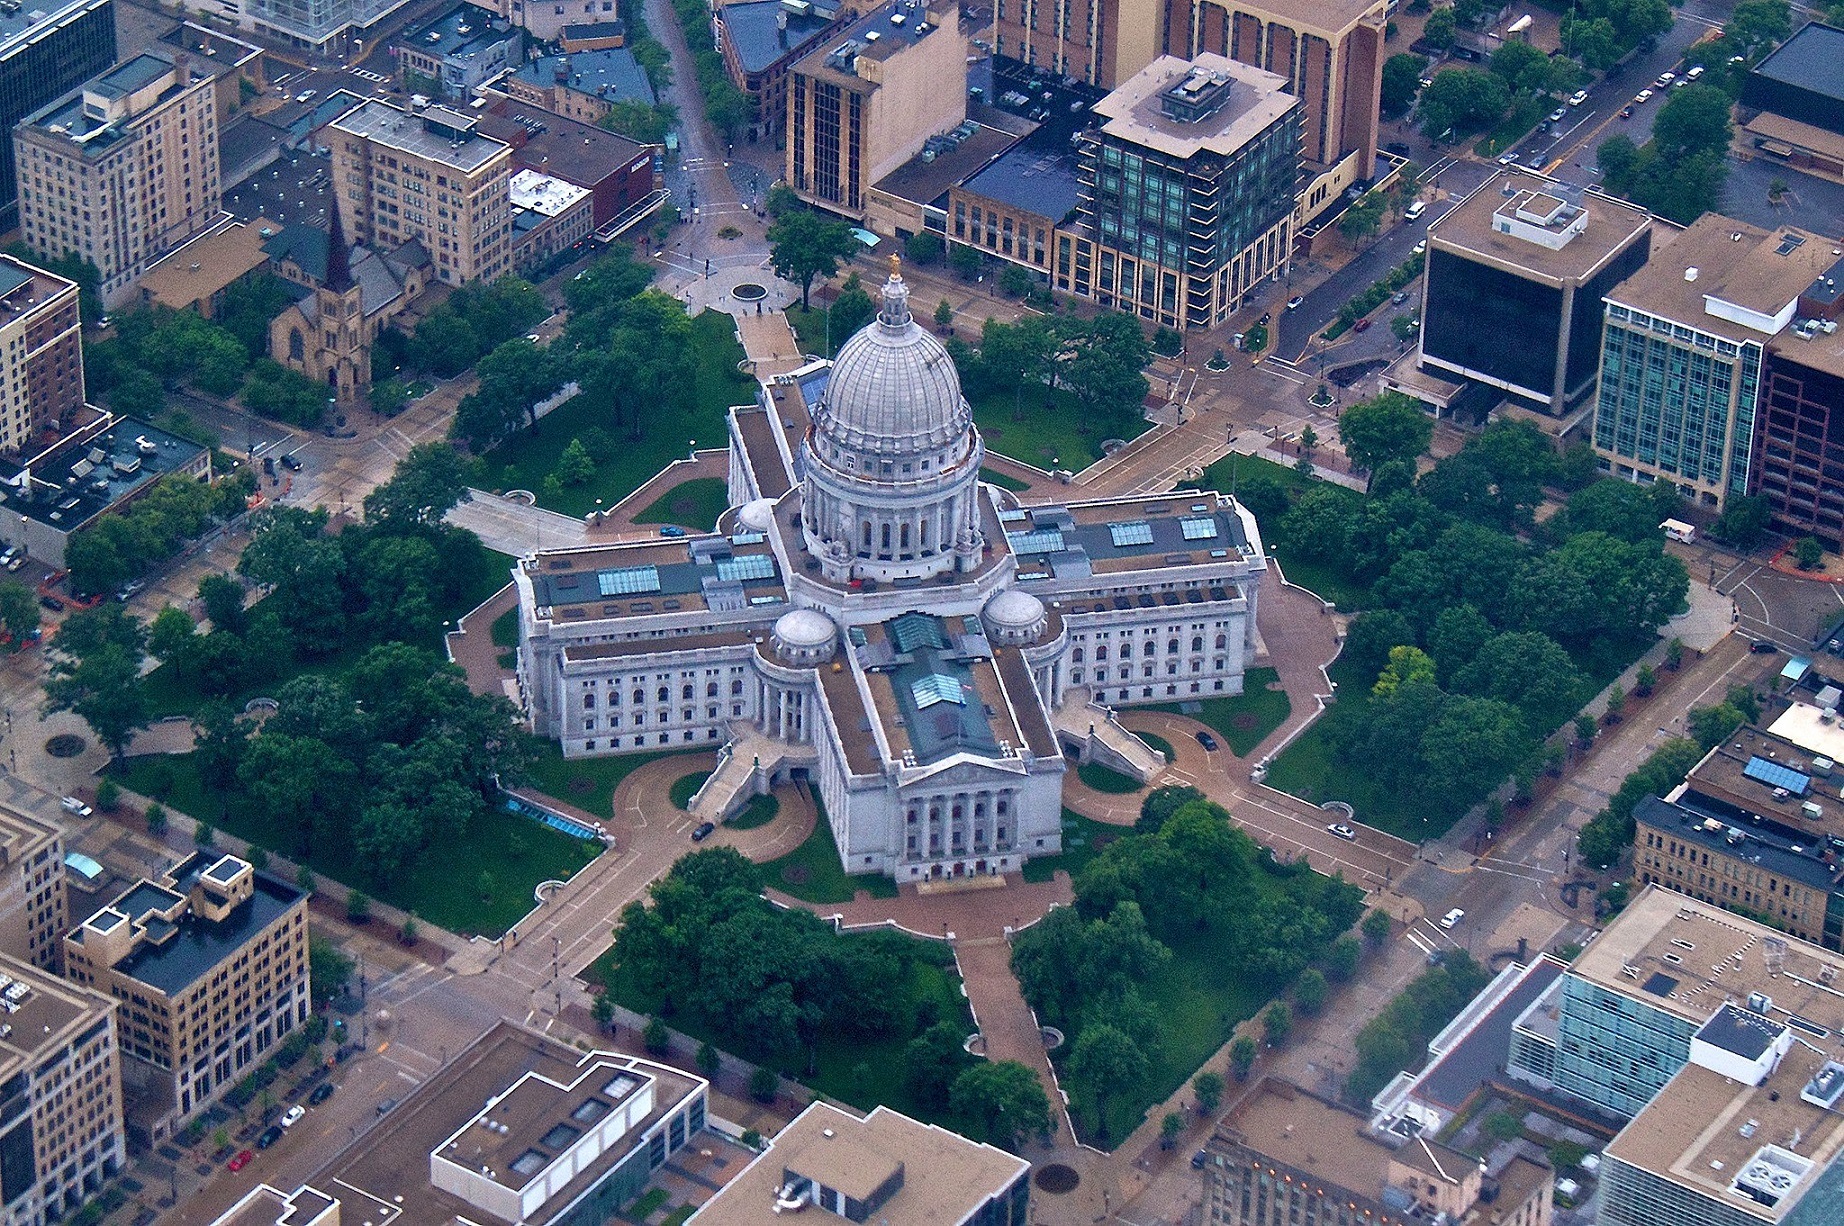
[
  {"xmin": 478, "ymin": 102, "xmax": 659, "ymax": 233},
  {"xmin": 0, "ymin": 255, "xmax": 84, "ymax": 460},
  {"xmin": 0, "ymin": 414, "xmax": 210, "ymax": 569},
  {"xmin": 718, "ymin": 0, "xmax": 841, "ymax": 141},
  {"xmin": 1507, "ymin": 887, "xmax": 1844, "ymax": 1226},
  {"xmin": 491, "ymin": 47, "xmax": 657, "ymax": 127},
  {"xmin": 15, "ymin": 52, "xmax": 223, "ymax": 307},
  {"xmin": 239, "ymin": 0, "xmax": 416, "ymax": 57},
  {"xmin": 0, "ymin": 0, "xmax": 116, "ymax": 231},
  {"xmin": 993, "ymin": 0, "xmax": 1162, "ymax": 89},
  {"xmin": 396, "ymin": 4, "xmax": 522, "ymax": 99},
  {"xmin": 483, "ymin": 0, "xmax": 622, "ymax": 43},
  {"xmin": 1206, "ymin": 1077, "xmax": 1553, "ymax": 1226},
  {"xmin": 689, "ymin": 1100, "xmax": 1029, "ymax": 1226},
  {"xmin": 158, "ymin": 23, "xmax": 266, "ymax": 125},
  {"xmin": 0, "ymin": 796, "xmax": 66, "ymax": 973},
  {"xmin": 516, "ymin": 270, "xmax": 1266, "ymax": 880},
  {"xmin": 787, "ymin": 0, "xmax": 967, "ymax": 221},
  {"xmin": 1741, "ymin": 21, "xmax": 1844, "ymax": 186},
  {"xmin": 327, "ymin": 98, "xmax": 514, "ymax": 286},
  {"xmin": 1754, "ymin": 250, "xmax": 1844, "ymax": 546},
  {"xmin": 62, "ymin": 852, "xmax": 308, "ymax": 1142},
  {"xmin": 0, "ymin": 954, "xmax": 125, "ymax": 1226},
  {"xmin": 1419, "ymin": 170, "xmax": 1652, "ymax": 413},
  {"xmin": 289, "ymin": 1020, "xmax": 707, "ymax": 1226},
  {"xmin": 1071, "ymin": 54, "xmax": 1300, "ymax": 329},
  {"xmin": 1594, "ymin": 216, "xmax": 1838, "ymax": 508}
]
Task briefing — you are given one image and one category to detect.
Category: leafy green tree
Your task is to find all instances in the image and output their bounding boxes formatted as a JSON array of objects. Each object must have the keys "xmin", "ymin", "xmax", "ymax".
[
  {"xmin": 0, "ymin": 579, "xmax": 38, "ymax": 644},
  {"xmin": 1193, "ymin": 1070, "xmax": 1225, "ymax": 1115},
  {"xmin": 1137, "ymin": 784, "xmax": 1206, "ymax": 833},
  {"xmin": 749, "ymin": 1066, "xmax": 778, "ymax": 1103},
  {"xmin": 1418, "ymin": 67, "xmax": 1509, "ymax": 139},
  {"xmin": 934, "ymin": 299, "xmax": 955, "ymax": 330},
  {"xmin": 599, "ymin": 100, "xmax": 675, "ymax": 143},
  {"xmin": 308, "ymin": 934, "xmax": 353, "ymax": 1006},
  {"xmin": 949, "ymin": 243, "xmax": 982, "ymax": 280},
  {"xmin": 42, "ymin": 605, "xmax": 148, "ymax": 763},
  {"xmin": 1068, "ymin": 1025, "xmax": 1147, "ymax": 1147},
  {"xmin": 1713, "ymin": 494, "xmax": 1773, "ymax": 549},
  {"xmin": 198, "ymin": 573, "xmax": 248, "ymax": 636},
  {"xmin": 1230, "ymin": 1035, "xmax": 1258, "ymax": 1081},
  {"xmin": 1489, "ymin": 40, "xmax": 1551, "ymax": 94},
  {"xmin": 905, "ymin": 231, "xmax": 944, "ymax": 264},
  {"xmin": 1362, "ymin": 908, "xmax": 1392, "ymax": 948},
  {"xmin": 1653, "ymin": 83, "xmax": 1735, "ymax": 165},
  {"xmin": 1381, "ymin": 53, "xmax": 1428, "ymax": 116},
  {"xmin": 1324, "ymin": 934, "xmax": 1362, "ymax": 982},
  {"xmin": 1372, "ymin": 645, "xmax": 1436, "ymax": 697},
  {"xmin": 767, "ymin": 209, "xmax": 858, "ymax": 309},
  {"xmin": 148, "ymin": 605, "xmax": 196, "ymax": 663},
  {"xmin": 1295, "ymin": 968, "xmax": 1329, "ymax": 1015},
  {"xmin": 95, "ymin": 778, "xmax": 120, "ymax": 811},
  {"xmin": 1723, "ymin": 0, "xmax": 1791, "ymax": 59},
  {"xmin": 1597, "ymin": 134, "xmax": 1644, "ymax": 193},
  {"xmin": 1339, "ymin": 392, "xmax": 1433, "ymax": 485},
  {"xmin": 949, "ymin": 1061, "xmax": 1050, "ymax": 1151},
  {"xmin": 554, "ymin": 439, "xmax": 596, "ymax": 487},
  {"xmin": 1262, "ymin": 1001, "xmax": 1293, "ymax": 1047},
  {"xmin": 1161, "ymin": 1111, "xmax": 1184, "ymax": 1147},
  {"xmin": 1423, "ymin": 5, "xmax": 1457, "ymax": 48},
  {"xmin": 1058, "ymin": 313, "xmax": 1151, "ymax": 418},
  {"xmin": 145, "ymin": 803, "xmax": 168, "ymax": 836},
  {"xmin": 904, "ymin": 1020, "xmax": 973, "ymax": 1108},
  {"xmin": 1452, "ymin": 631, "xmax": 1583, "ymax": 727},
  {"xmin": 1795, "ymin": 536, "xmax": 1826, "ymax": 570},
  {"xmin": 828, "ymin": 275, "xmax": 876, "ymax": 351},
  {"xmin": 1337, "ymin": 191, "xmax": 1387, "ymax": 246},
  {"xmin": 365, "ymin": 443, "xmax": 474, "ymax": 527}
]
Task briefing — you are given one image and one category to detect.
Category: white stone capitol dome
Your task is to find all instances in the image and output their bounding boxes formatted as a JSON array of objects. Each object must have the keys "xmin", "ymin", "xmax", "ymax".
[{"xmin": 812, "ymin": 265, "xmax": 971, "ymax": 458}]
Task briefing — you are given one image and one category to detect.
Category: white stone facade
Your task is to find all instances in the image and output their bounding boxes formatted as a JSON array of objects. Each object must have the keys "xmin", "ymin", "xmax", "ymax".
[{"xmin": 515, "ymin": 271, "xmax": 1267, "ymax": 880}]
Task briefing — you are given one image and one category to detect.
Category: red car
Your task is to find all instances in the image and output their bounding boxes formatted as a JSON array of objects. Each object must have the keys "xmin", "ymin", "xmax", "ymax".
[
  {"xmin": 1353, "ymin": 317, "xmax": 1373, "ymax": 332},
  {"xmin": 228, "ymin": 1150, "xmax": 254, "ymax": 1172}
]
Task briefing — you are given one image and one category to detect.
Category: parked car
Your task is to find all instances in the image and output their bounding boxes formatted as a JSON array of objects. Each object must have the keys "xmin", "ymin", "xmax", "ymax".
[
  {"xmin": 1619, "ymin": 106, "xmax": 1634, "ymax": 118},
  {"xmin": 1285, "ymin": 296, "xmax": 1303, "ymax": 310},
  {"xmin": 60, "ymin": 796, "xmax": 91, "ymax": 817},
  {"xmin": 1440, "ymin": 908, "xmax": 1465, "ymax": 929},
  {"xmin": 1412, "ymin": 241, "xmax": 1425, "ymax": 255},
  {"xmin": 1498, "ymin": 150, "xmax": 1518, "ymax": 165},
  {"xmin": 39, "ymin": 595, "xmax": 63, "ymax": 612},
  {"xmin": 1751, "ymin": 639, "xmax": 1779, "ymax": 654},
  {"xmin": 1569, "ymin": 89, "xmax": 1589, "ymax": 105},
  {"xmin": 308, "ymin": 1082, "xmax": 335, "ymax": 1105},
  {"xmin": 280, "ymin": 1105, "xmax": 306, "ymax": 1128},
  {"xmin": 1327, "ymin": 823, "xmax": 1357, "ymax": 841},
  {"xmin": 279, "ymin": 453, "xmax": 302, "ymax": 472},
  {"xmin": 255, "ymin": 1126, "xmax": 283, "ymax": 1150},
  {"xmin": 295, "ymin": 89, "xmax": 317, "ymax": 103},
  {"xmin": 5, "ymin": 555, "xmax": 24, "ymax": 572},
  {"xmin": 377, "ymin": 1098, "xmax": 399, "ymax": 1117},
  {"xmin": 1548, "ymin": 106, "xmax": 1566, "ymax": 122},
  {"xmin": 1191, "ymin": 1150, "xmax": 1209, "ymax": 1169},
  {"xmin": 1634, "ymin": 88, "xmax": 1654, "ymax": 103},
  {"xmin": 1195, "ymin": 731, "xmax": 1219, "ymax": 751},
  {"xmin": 1391, "ymin": 291, "xmax": 1410, "ymax": 305},
  {"xmin": 227, "ymin": 1150, "xmax": 253, "ymax": 1172},
  {"xmin": 1653, "ymin": 71, "xmax": 1675, "ymax": 88},
  {"xmin": 659, "ymin": 525, "xmax": 688, "ymax": 538},
  {"xmin": 1403, "ymin": 199, "xmax": 1426, "ymax": 221},
  {"xmin": 1686, "ymin": 64, "xmax": 1705, "ymax": 80},
  {"xmin": 1353, "ymin": 317, "xmax": 1373, "ymax": 332},
  {"xmin": 690, "ymin": 821, "xmax": 716, "ymax": 842}
]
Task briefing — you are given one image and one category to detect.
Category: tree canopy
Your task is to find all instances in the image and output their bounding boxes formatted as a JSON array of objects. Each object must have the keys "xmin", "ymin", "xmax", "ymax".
[
  {"xmin": 767, "ymin": 209, "xmax": 860, "ymax": 309},
  {"xmin": 1338, "ymin": 392, "xmax": 1434, "ymax": 484}
]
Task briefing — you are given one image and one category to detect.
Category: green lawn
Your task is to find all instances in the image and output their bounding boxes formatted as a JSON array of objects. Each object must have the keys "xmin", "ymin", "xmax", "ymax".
[
  {"xmin": 970, "ymin": 385, "xmax": 1149, "ymax": 470},
  {"xmin": 979, "ymin": 466, "xmax": 1030, "ymax": 492},
  {"xmin": 595, "ymin": 929, "xmax": 976, "ymax": 1126},
  {"xmin": 761, "ymin": 796, "xmax": 898, "ymax": 901},
  {"xmin": 632, "ymin": 477, "xmax": 729, "ymax": 532},
  {"xmin": 110, "ymin": 752, "xmax": 598, "ymax": 936},
  {"xmin": 1022, "ymin": 809, "xmax": 1124, "ymax": 883},
  {"xmin": 1077, "ymin": 762, "xmax": 1143, "ymax": 794},
  {"xmin": 485, "ymin": 311, "xmax": 751, "ymax": 517},
  {"xmin": 138, "ymin": 546, "xmax": 513, "ymax": 720},
  {"xmin": 1146, "ymin": 667, "xmax": 1291, "ymax": 757},
  {"xmin": 668, "ymin": 771, "xmax": 710, "ymax": 810},
  {"xmin": 728, "ymin": 793, "xmax": 780, "ymax": 830},
  {"xmin": 1135, "ymin": 732, "xmax": 1175, "ymax": 763},
  {"xmin": 523, "ymin": 744, "xmax": 697, "ymax": 819},
  {"xmin": 490, "ymin": 606, "xmax": 519, "ymax": 648}
]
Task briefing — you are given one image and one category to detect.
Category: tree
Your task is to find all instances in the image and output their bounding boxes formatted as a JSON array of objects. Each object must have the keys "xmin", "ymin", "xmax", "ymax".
[
  {"xmin": 749, "ymin": 1066, "xmax": 779, "ymax": 1103},
  {"xmin": 1652, "ymin": 84, "xmax": 1735, "ymax": 166},
  {"xmin": 949, "ymin": 243, "xmax": 982, "ymax": 280},
  {"xmin": 1161, "ymin": 1111, "xmax": 1184, "ymax": 1148},
  {"xmin": 95, "ymin": 778, "xmax": 120, "ymax": 811},
  {"xmin": 1724, "ymin": 0, "xmax": 1791, "ymax": 59},
  {"xmin": 1795, "ymin": 536, "xmax": 1826, "ymax": 570},
  {"xmin": 1295, "ymin": 968, "xmax": 1328, "ymax": 1015},
  {"xmin": 1575, "ymin": 712, "xmax": 1598, "ymax": 746},
  {"xmin": 1713, "ymin": 494, "xmax": 1773, "ymax": 549},
  {"xmin": 599, "ymin": 100, "xmax": 675, "ymax": 143},
  {"xmin": 1362, "ymin": 908, "xmax": 1392, "ymax": 948},
  {"xmin": 308, "ymin": 934, "xmax": 353, "ymax": 1006},
  {"xmin": 198, "ymin": 573, "xmax": 248, "ymax": 636},
  {"xmin": 145, "ymin": 803, "xmax": 168, "ymax": 836},
  {"xmin": 346, "ymin": 889, "xmax": 371, "ymax": 922},
  {"xmin": 1423, "ymin": 5, "xmax": 1457, "ymax": 48},
  {"xmin": 1137, "ymin": 784, "xmax": 1206, "ymax": 834},
  {"xmin": 934, "ymin": 299, "xmax": 955, "ymax": 331},
  {"xmin": 364, "ymin": 443, "xmax": 473, "ymax": 526},
  {"xmin": 592, "ymin": 991, "xmax": 616, "ymax": 1033},
  {"xmin": 949, "ymin": 1061, "xmax": 1050, "ymax": 1151},
  {"xmin": 1230, "ymin": 1035, "xmax": 1258, "ymax": 1081},
  {"xmin": 1068, "ymin": 1024, "xmax": 1147, "ymax": 1147},
  {"xmin": 1418, "ymin": 68, "xmax": 1509, "ymax": 139},
  {"xmin": 1452, "ymin": 631, "xmax": 1584, "ymax": 726},
  {"xmin": 1489, "ymin": 40, "xmax": 1551, "ymax": 95},
  {"xmin": 697, "ymin": 1041, "xmax": 721, "ymax": 1079},
  {"xmin": 1193, "ymin": 1070, "xmax": 1225, "ymax": 1116},
  {"xmin": 904, "ymin": 1020, "xmax": 972, "ymax": 1108},
  {"xmin": 1339, "ymin": 392, "xmax": 1433, "ymax": 484},
  {"xmin": 1563, "ymin": 13, "xmax": 1623, "ymax": 68},
  {"xmin": 828, "ymin": 275, "xmax": 876, "ymax": 349},
  {"xmin": 42, "ymin": 605, "xmax": 149, "ymax": 763},
  {"xmin": 148, "ymin": 605, "xmax": 197, "ymax": 663},
  {"xmin": 1381, "ymin": 53, "xmax": 1428, "ymax": 116},
  {"xmin": 905, "ymin": 231, "xmax": 944, "ymax": 265},
  {"xmin": 1262, "ymin": 1001, "xmax": 1293, "ymax": 1047},
  {"xmin": 0, "ymin": 579, "xmax": 38, "ymax": 644},
  {"xmin": 1338, "ymin": 191, "xmax": 1387, "ymax": 246},
  {"xmin": 1059, "ymin": 313, "xmax": 1151, "ymax": 418},
  {"xmin": 1324, "ymin": 934, "xmax": 1362, "ymax": 982},
  {"xmin": 554, "ymin": 438, "xmax": 596, "ymax": 487},
  {"xmin": 1605, "ymin": 684, "xmax": 1628, "ymax": 721},
  {"xmin": 400, "ymin": 914, "xmax": 420, "ymax": 946},
  {"xmin": 766, "ymin": 209, "xmax": 858, "ymax": 309},
  {"xmin": 643, "ymin": 1016, "xmax": 670, "ymax": 1055}
]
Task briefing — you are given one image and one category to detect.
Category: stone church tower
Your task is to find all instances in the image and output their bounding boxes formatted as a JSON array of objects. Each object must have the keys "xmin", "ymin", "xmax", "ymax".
[{"xmin": 316, "ymin": 203, "xmax": 368, "ymax": 404}]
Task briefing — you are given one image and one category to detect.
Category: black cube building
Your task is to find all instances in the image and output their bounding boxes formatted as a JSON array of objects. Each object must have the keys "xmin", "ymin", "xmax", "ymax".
[
  {"xmin": 1418, "ymin": 170, "xmax": 1652, "ymax": 413},
  {"xmin": 1741, "ymin": 21, "xmax": 1844, "ymax": 183},
  {"xmin": 0, "ymin": 0, "xmax": 116, "ymax": 230}
]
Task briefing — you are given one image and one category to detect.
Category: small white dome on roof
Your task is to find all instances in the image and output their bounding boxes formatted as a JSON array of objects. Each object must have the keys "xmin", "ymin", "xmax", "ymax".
[
  {"xmin": 738, "ymin": 498, "xmax": 776, "ymax": 532},
  {"xmin": 772, "ymin": 607, "xmax": 837, "ymax": 664},
  {"xmin": 983, "ymin": 588, "xmax": 1048, "ymax": 645}
]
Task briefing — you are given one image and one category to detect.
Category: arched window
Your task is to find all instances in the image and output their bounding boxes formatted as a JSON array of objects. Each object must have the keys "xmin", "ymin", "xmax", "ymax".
[
  {"xmin": 1167, "ymin": 640, "xmax": 1180, "ymax": 655},
  {"xmin": 288, "ymin": 329, "xmax": 305, "ymax": 362},
  {"xmin": 900, "ymin": 522, "xmax": 910, "ymax": 549},
  {"xmin": 732, "ymin": 679, "xmax": 744, "ymax": 696},
  {"xmin": 1120, "ymin": 641, "xmax": 1133, "ymax": 658},
  {"xmin": 657, "ymin": 687, "xmax": 669, "ymax": 702},
  {"xmin": 862, "ymin": 521, "xmax": 872, "ymax": 548},
  {"xmin": 632, "ymin": 689, "xmax": 644, "ymax": 705},
  {"xmin": 1215, "ymin": 633, "xmax": 1228, "ymax": 650},
  {"xmin": 682, "ymin": 684, "xmax": 693, "ymax": 700},
  {"xmin": 881, "ymin": 523, "xmax": 892, "ymax": 551},
  {"xmin": 1071, "ymin": 647, "xmax": 1084, "ymax": 662},
  {"xmin": 707, "ymin": 683, "xmax": 718, "ymax": 698},
  {"xmin": 1096, "ymin": 645, "xmax": 1108, "ymax": 661},
  {"xmin": 1191, "ymin": 636, "xmax": 1203, "ymax": 652}
]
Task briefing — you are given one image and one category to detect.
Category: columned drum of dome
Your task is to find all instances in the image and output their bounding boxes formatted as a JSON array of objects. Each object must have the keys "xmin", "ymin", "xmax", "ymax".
[{"xmin": 801, "ymin": 264, "xmax": 986, "ymax": 584}]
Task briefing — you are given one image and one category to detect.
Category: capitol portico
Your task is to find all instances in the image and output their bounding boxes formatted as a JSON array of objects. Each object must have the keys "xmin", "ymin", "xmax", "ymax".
[{"xmin": 513, "ymin": 268, "xmax": 1269, "ymax": 882}]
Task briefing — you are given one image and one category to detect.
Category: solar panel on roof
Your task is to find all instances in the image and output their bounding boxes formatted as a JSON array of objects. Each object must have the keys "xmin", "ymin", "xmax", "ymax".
[
  {"xmin": 1109, "ymin": 521, "xmax": 1154, "ymax": 547},
  {"xmin": 715, "ymin": 554, "xmax": 776, "ymax": 582},
  {"xmin": 598, "ymin": 565, "xmax": 661, "ymax": 596},
  {"xmin": 1180, "ymin": 517, "xmax": 1218, "ymax": 541},
  {"xmin": 1744, "ymin": 756, "xmax": 1811, "ymax": 796},
  {"xmin": 912, "ymin": 674, "xmax": 965, "ymax": 709},
  {"xmin": 1007, "ymin": 528, "xmax": 1065, "ymax": 555}
]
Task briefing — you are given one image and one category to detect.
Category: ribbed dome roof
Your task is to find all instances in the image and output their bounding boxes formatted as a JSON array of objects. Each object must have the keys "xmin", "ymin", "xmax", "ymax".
[{"xmin": 813, "ymin": 269, "xmax": 971, "ymax": 457}]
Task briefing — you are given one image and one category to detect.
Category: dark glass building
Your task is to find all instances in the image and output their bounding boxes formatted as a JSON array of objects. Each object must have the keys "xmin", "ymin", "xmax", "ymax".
[
  {"xmin": 1756, "ymin": 256, "xmax": 1844, "ymax": 545},
  {"xmin": 1419, "ymin": 170, "xmax": 1651, "ymax": 413},
  {"xmin": 0, "ymin": 0, "xmax": 115, "ymax": 230}
]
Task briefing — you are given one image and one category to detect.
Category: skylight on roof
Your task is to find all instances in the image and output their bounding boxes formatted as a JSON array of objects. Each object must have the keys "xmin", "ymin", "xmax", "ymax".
[
  {"xmin": 1109, "ymin": 521, "xmax": 1154, "ymax": 547},
  {"xmin": 891, "ymin": 612, "xmax": 948, "ymax": 653},
  {"xmin": 598, "ymin": 565, "xmax": 661, "ymax": 596},
  {"xmin": 715, "ymin": 554, "xmax": 776, "ymax": 582},
  {"xmin": 1180, "ymin": 517, "xmax": 1218, "ymax": 541},
  {"xmin": 912, "ymin": 674, "xmax": 966, "ymax": 709},
  {"xmin": 1007, "ymin": 528, "xmax": 1066, "ymax": 555}
]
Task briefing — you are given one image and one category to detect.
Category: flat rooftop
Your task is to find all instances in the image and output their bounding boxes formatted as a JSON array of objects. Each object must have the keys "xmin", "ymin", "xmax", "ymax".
[
  {"xmin": 1637, "ymin": 794, "xmax": 1844, "ymax": 895},
  {"xmin": 955, "ymin": 129, "xmax": 1082, "ymax": 224},
  {"xmin": 515, "ymin": 47, "xmax": 656, "ymax": 106},
  {"xmin": 1005, "ymin": 493, "xmax": 1254, "ymax": 580},
  {"xmin": 0, "ymin": 954, "xmax": 111, "ymax": 1074},
  {"xmin": 1749, "ymin": 21, "xmax": 1844, "ymax": 107},
  {"xmin": 527, "ymin": 530, "xmax": 785, "ymax": 622},
  {"xmin": 73, "ymin": 870, "xmax": 302, "ymax": 995},
  {"xmin": 0, "ymin": 417, "xmax": 208, "ymax": 535},
  {"xmin": 159, "ymin": 20, "xmax": 265, "ymax": 67},
  {"xmin": 1412, "ymin": 956, "xmax": 1568, "ymax": 1113},
  {"xmin": 1768, "ymin": 703, "xmax": 1844, "ymax": 762},
  {"xmin": 719, "ymin": 0, "xmax": 838, "ymax": 74},
  {"xmin": 795, "ymin": 0, "xmax": 954, "ymax": 83},
  {"xmin": 317, "ymin": 1021, "xmax": 704, "ymax": 1226},
  {"xmin": 23, "ymin": 53, "xmax": 206, "ymax": 157},
  {"xmin": 854, "ymin": 613, "xmax": 1035, "ymax": 768},
  {"xmin": 1680, "ymin": 721, "xmax": 1844, "ymax": 837},
  {"xmin": 1607, "ymin": 214, "xmax": 1840, "ymax": 343},
  {"xmin": 0, "ymin": 0, "xmax": 107, "ymax": 59},
  {"xmin": 689, "ymin": 1101, "xmax": 1027, "ymax": 1226},
  {"xmin": 479, "ymin": 104, "xmax": 652, "ymax": 189},
  {"xmin": 399, "ymin": 3, "xmax": 514, "ymax": 61},
  {"xmin": 877, "ymin": 119, "xmax": 1031, "ymax": 214},
  {"xmin": 1202, "ymin": 0, "xmax": 1382, "ymax": 36},
  {"xmin": 0, "ymin": 252, "xmax": 78, "ymax": 315},
  {"xmin": 1091, "ymin": 54, "xmax": 1296, "ymax": 161},
  {"xmin": 136, "ymin": 219, "xmax": 280, "ymax": 310},
  {"xmin": 330, "ymin": 99, "xmax": 509, "ymax": 173},
  {"xmin": 1429, "ymin": 169, "xmax": 1651, "ymax": 285}
]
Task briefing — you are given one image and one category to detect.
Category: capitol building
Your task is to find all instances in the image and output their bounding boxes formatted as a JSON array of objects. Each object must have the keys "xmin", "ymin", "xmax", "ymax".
[{"xmin": 512, "ymin": 269, "xmax": 1269, "ymax": 882}]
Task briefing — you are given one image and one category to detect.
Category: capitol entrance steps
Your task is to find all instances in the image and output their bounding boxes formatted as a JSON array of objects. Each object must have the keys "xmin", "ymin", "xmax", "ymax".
[
  {"xmin": 689, "ymin": 729, "xmax": 818, "ymax": 822},
  {"xmin": 1051, "ymin": 691, "xmax": 1166, "ymax": 783}
]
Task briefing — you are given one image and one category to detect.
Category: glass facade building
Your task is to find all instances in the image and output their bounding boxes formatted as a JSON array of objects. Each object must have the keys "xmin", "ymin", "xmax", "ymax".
[
  {"xmin": 0, "ymin": 0, "xmax": 116, "ymax": 230},
  {"xmin": 1592, "ymin": 301, "xmax": 1763, "ymax": 506},
  {"xmin": 1602, "ymin": 1154, "xmax": 1797, "ymax": 1226},
  {"xmin": 1552, "ymin": 972, "xmax": 1698, "ymax": 1120}
]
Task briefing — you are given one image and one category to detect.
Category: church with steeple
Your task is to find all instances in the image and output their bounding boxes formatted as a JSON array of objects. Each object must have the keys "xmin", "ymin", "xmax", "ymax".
[{"xmin": 512, "ymin": 264, "xmax": 1272, "ymax": 883}]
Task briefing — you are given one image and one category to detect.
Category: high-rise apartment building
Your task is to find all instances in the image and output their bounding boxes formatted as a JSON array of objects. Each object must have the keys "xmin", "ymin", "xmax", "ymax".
[
  {"xmin": 786, "ymin": 0, "xmax": 966, "ymax": 221},
  {"xmin": 0, "ymin": 255, "xmax": 85, "ymax": 459},
  {"xmin": 14, "ymin": 52, "xmax": 222, "ymax": 307},
  {"xmin": 0, "ymin": 0, "xmax": 116, "ymax": 231},
  {"xmin": 327, "ymin": 98, "xmax": 514, "ymax": 286},
  {"xmin": 1420, "ymin": 170, "xmax": 1652, "ymax": 413},
  {"xmin": 993, "ymin": 0, "xmax": 1162, "ymax": 90},
  {"xmin": 1069, "ymin": 54, "xmax": 1300, "ymax": 329},
  {"xmin": 63, "ymin": 852, "xmax": 309, "ymax": 1142},
  {"xmin": 1754, "ymin": 249, "xmax": 1844, "ymax": 545},
  {"xmin": 0, "ymin": 954, "xmax": 124, "ymax": 1226},
  {"xmin": 1593, "ymin": 216, "xmax": 1838, "ymax": 508},
  {"xmin": 0, "ymin": 795, "xmax": 69, "ymax": 973}
]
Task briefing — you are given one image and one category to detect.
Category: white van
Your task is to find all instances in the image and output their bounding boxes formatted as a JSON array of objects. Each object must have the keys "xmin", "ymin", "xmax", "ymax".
[
  {"xmin": 1404, "ymin": 199, "xmax": 1427, "ymax": 221},
  {"xmin": 1661, "ymin": 518, "xmax": 1696, "ymax": 544}
]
